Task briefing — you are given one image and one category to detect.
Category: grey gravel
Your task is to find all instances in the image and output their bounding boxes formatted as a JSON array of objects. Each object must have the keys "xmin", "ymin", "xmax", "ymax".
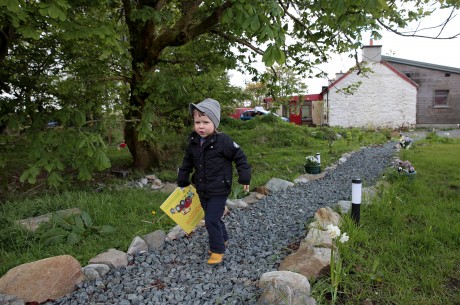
[{"xmin": 48, "ymin": 142, "xmax": 397, "ymax": 305}]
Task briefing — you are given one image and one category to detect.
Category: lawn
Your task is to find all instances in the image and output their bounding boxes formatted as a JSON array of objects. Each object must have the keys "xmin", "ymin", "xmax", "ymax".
[
  {"xmin": 310, "ymin": 134, "xmax": 460, "ymax": 305},
  {"xmin": 1, "ymin": 121, "xmax": 458, "ymax": 304}
]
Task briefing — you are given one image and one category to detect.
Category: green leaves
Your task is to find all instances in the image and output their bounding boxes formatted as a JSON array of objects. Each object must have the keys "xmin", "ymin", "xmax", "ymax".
[
  {"xmin": 19, "ymin": 166, "xmax": 40, "ymax": 184},
  {"xmin": 250, "ymin": 15, "xmax": 260, "ymax": 31},
  {"xmin": 93, "ymin": 150, "xmax": 111, "ymax": 171},
  {"xmin": 73, "ymin": 110, "xmax": 86, "ymax": 127},
  {"xmin": 47, "ymin": 171, "xmax": 64, "ymax": 187},
  {"xmin": 2, "ymin": 0, "xmax": 21, "ymax": 13},
  {"xmin": 17, "ymin": 26, "xmax": 40, "ymax": 40},
  {"xmin": 17, "ymin": 127, "xmax": 112, "ymax": 186},
  {"xmin": 262, "ymin": 45, "xmax": 286, "ymax": 67},
  {"xmin": 130, "ymin": 6, "xmax": 162, "ymax": 23},
  {"xmin": 39, "ymin": 210, "xmax": 116, "ymax": 246},
  {"xmin": 38, "ymin": 2, "xmax": 67, "ymax": 21}
]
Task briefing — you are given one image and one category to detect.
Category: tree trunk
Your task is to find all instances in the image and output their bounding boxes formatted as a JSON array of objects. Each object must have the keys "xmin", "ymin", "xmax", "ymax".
[
  {"xmin": 124, "ymin": 108, "xmax": 162, "ymax": 171},
  {"xmin": 120, "ymin": 1, "xmax": 230, "ymax": 171}
]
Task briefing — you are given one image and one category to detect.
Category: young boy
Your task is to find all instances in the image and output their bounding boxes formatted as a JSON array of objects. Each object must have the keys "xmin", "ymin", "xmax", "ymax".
[{"xmin": 177, "ymin": 98, "xmax": 251, "ymax": 264}]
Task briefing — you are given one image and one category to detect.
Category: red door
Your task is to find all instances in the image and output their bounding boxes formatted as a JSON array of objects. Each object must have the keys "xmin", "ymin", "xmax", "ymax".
[{"xmin": 289, "ymin": 100, "xmax": 301, "ymax": 125}]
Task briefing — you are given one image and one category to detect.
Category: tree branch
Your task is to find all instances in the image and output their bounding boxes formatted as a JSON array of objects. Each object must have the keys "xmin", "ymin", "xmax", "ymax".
[
  {"xmin": 376, "ymin": 11, "xmax": 460, "ymax": 40},
  {"xmin": 209, "ymin": 29, "xmax": 264, "ymax": 55},
  {"xmin": 146, "ymin": 1, "xmax": 233, "ymax": 65},
  {"xmin": 86, "ymin": 76, "xmax": 131, "ymax": 84},
  {"xmin": 187, "ymin": 1, "xmax": 233, "ymax": 38},
  {"xmin": 277, "ymin": 0, "xmax": 328, "ymax": 61}
]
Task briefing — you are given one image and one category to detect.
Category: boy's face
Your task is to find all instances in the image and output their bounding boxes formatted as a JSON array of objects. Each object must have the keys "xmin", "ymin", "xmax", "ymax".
[{"xmin": 193, "ymin": 110, "xmax": 215, "ymax": 137}]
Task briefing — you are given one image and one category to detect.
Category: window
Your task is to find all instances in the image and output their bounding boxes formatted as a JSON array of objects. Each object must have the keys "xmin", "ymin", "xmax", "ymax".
[
  {"xmin": 302, "ymin": 105, "xmax": 311, "ymax": 120},
  {"xmin": 434, "ymin": 90, "xmax": 449, "ymax": 107},
  {"xmin": 445, "ymin": 72, "xmax": 451, "ymax": 77}
]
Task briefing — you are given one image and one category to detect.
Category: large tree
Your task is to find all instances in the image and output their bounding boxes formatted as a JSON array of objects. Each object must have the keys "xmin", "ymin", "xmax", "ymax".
[{"xmin": 118, "ymin": 0, "xmax": 460, "ymax": 170}]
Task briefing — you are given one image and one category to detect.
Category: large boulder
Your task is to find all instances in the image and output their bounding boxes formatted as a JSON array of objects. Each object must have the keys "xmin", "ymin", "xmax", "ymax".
[
  {"xmin": 257, "ymin": 271, "xmax": 316, "ymax": 305},
  {"xmin": 279, "ymin": 246, "xmax": 331, "ymax": 281},
  {"xmin": 0, "ymin": 255, "xmax": 85, "ymax": 303}
]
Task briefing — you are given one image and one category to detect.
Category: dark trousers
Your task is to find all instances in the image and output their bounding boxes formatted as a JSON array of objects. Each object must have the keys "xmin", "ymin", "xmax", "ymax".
[{"xmin": 200, "ymin": 196, "xmax": 228, "ymax": 254}]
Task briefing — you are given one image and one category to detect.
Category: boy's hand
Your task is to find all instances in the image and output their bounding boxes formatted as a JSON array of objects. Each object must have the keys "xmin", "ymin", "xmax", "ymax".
[{"xmin": 243, "ymin": 185, "xmax": 250, "ymax": 193}]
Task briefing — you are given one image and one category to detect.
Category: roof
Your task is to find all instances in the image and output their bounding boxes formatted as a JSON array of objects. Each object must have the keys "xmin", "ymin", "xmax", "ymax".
[
  {"xmin": 381, "ymin": 55, "xmax": 460, "ymax": 74},
  {"xmin": 263, "ymin": 94, "xmax": 322, "ymax": 102},
  {"xmin": 321, "ymin": 60, "xmax": 418, "ymax": 95}
]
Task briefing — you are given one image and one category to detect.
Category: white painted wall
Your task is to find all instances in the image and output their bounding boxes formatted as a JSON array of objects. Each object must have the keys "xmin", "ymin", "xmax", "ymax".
[{"xmin": 327, "ymin": 62, "xmax": 417, "ymax": 129}]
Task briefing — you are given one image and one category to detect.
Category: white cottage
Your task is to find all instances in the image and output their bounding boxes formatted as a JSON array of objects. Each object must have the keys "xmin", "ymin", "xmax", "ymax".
[{"xmin": 324, "ymin": 45, "xmax": 418, "ymax": 129}]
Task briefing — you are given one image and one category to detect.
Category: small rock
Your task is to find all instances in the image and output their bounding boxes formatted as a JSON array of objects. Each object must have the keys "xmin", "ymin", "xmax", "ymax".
[
  {"xmin": 242, "ymin": 192, "xmax": 263, "ymax": 204},
  {"xmin": 160, "ymin": 183, "xmax": 178, "ymax": 193},
  {"xmin": 82, "ymin": 264, "xmax": 110, "ymax": 281},
  {"xmin": 335, "ymin": 200, "xmax": 351, "ymax": 214},
  {"xmin": 300, "ymin": 228, "xmax": 333, "ymax": 249},
  {"xmin": 362, "ymin": 298, "xmax": 373, "ymax": 305},
  {"xmin": 166, "ymin": 225, "xmax": 186, "ymax": 241},
  {"xmin": 16, "ymin": 208, "xmax": 82, "ymax": 232},
  {"xmin": 265, "ymin": 178, "xmax": 294, "ymax": 193},
  {"xmin": 89, "ymin": 249, "xmax": 128, "ymax": 268},
  {"xmin": 127, "ymin": 236, "xmax": 148, "ymax": 255},
  {"xmin": 312, "ymin": 206, "xmax": 341, "ymax": 229},
  {"xmin": 255, "ymin": 193, "xmax": 265, "ymax": 200},
  {"xmin": 142, "ymin": 230, "xmax": 166, "ymax": 251},
  {"xmin": 227, "ymin": 199, "xmax": 248, "ymax": 209}
]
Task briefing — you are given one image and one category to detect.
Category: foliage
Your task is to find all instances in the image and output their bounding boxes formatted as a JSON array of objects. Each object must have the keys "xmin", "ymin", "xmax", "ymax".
[
  {"xmin": 244, "ymin": 82, "xmax": 268, "ymax": 107},
  {"xmin": 326, "ymin": 224, "xmax": 350, "ymax": 305},
  {"xmin": 36, "ymin": 211, "xmax": 116, "ymax": 246},
  {"xmin": 2, "ymin": 0, "xmax": 459, "ymax": 182},
  {"xmin": 304, "ymin": 155, "xmax": 319, "ymax": 167},
  {"xmin": 425, "ymin": 131, "xmax": 453, "ymax": 144},
  {"xmin": 261, "ymin": 65, "xmax": 308, "ymax": 109}
]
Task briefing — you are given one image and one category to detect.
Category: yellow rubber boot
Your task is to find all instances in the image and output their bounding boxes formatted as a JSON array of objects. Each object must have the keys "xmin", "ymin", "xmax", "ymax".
[{"xmin": 207, "ymin": 252, "xmax": 224, "ymax": 264}]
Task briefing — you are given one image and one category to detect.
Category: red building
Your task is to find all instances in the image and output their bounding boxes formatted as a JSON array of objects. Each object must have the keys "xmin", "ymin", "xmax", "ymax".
[{"xmin": 263, "ymin": 94, "xmax": 324, "ymax": 126}]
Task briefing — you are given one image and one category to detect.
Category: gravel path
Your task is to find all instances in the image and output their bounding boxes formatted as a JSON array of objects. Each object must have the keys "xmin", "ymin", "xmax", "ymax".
[{"xmin": 50, "ymin": 142, "xmax": 397, "ymax": 305}]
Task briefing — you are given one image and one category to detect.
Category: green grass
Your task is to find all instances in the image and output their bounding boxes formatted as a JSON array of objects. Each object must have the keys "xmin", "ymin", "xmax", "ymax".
[
  {"xmin": 311, "ymin": 137, "xmax": 460, "ymax": 304},
  {"xmin": 0, "ymin": 189, "xmax": 175, "ymax": 272}
]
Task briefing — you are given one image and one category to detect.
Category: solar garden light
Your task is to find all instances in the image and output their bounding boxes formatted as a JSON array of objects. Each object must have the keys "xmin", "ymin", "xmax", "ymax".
[
  {"xmin": 351, "ymin": 178, "xmax": 362, "ymax": 225},
  {"xmin": 315, "ymin": 152, "xmax": 321, "ymax": 165}
]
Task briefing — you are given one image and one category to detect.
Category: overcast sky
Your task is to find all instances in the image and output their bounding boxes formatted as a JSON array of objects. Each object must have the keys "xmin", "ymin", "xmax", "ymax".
[{"xmin": 229, "ymin": 8, "xmax": 460, "ymax": 94}]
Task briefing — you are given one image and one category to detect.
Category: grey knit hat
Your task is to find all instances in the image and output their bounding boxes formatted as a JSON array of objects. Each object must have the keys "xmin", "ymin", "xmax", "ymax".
[{"xmin": 189, "ymin": 98, "xmax": 221, "ymax": 129}]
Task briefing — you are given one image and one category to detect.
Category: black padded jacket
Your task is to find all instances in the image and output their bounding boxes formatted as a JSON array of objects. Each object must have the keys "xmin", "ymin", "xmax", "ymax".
[{"xmin": 177, "ymin": 132, "xmax": 251, "ymax": 198}]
